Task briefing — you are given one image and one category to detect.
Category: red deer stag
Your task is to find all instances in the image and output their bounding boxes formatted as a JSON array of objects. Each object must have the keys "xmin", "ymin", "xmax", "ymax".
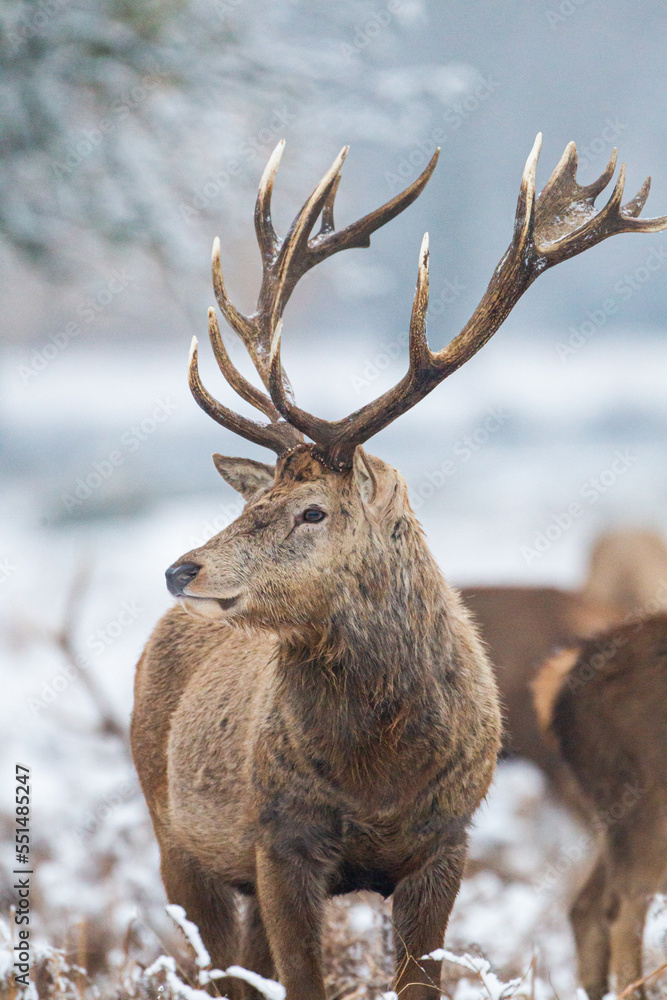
[
  {"xmin": 131, "ymin": 136, "xmax": 667, "ymax": 1000},
  {"xmin": 533, "ymin": 614, "xmax": 667, "ymax": 1000}
]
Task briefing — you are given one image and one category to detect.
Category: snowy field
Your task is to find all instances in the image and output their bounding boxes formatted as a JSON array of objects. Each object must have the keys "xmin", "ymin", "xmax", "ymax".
[{"xmin": 2, "ymin": 328, "xmax": 667, "ymax": 998}]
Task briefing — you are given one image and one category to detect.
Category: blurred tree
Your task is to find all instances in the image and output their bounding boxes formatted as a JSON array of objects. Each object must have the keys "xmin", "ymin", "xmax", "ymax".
[
  {"xmin": 1, "ymin": 0, "xmax": 255, "ymax": 273},
  {"xmin": 0, "ymin": 0, "xmax": 451, "ymax": 282}
]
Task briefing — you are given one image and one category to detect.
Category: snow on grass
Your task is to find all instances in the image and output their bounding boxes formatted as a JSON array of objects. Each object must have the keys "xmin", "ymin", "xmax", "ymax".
[
  {"xmin": 425, "ymin": 949, "xmax": 523, "ymax": 1000},
  {"xmin": 166, "ymin": 904, "xmax": 211, "ymax": 970},
  {"xmin": 223, "ymin": 965, "xmax": 286, "ymax": 1000},
  {"xmin": 143, "ymin": 955, "xmax": 213, "ymax": 999}
]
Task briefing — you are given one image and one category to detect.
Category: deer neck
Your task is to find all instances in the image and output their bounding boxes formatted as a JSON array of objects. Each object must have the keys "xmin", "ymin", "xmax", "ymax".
[{"xmin": 276, "ymin": 518, "xmax": 454, "ymax": 706}]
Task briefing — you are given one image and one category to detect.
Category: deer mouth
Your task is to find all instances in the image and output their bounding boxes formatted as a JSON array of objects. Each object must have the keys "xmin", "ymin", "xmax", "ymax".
[
  {"xmin": 179, "ymin": 593, "xmax": 242, "ymax": 620},
  {"xmin": 217, "ymin": 594, "xmax": 240, "ymax": 611}
]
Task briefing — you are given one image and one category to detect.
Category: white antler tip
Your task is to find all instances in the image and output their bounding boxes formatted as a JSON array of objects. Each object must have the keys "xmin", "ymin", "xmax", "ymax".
[
  {"xmin": 211, "ymin": 236, "xmax": 221, "ymax": 260},
  {"xmin": 189, "ymin": 335, "xmax": 198, "ymax": 364},
  {"xmin": 419, "ymin": 232, "xmax": 430, "ymax": 267},
  {"xmin": 331, "ymin": 146, "xmax": 349, "ymax": 174},
  {"xmin": 523, "ymin": 133, "xmax": 542, "ymax": 185},
  {"xmin": 263, "ymin": 141, "xmax": 286, "ymax": 183}
]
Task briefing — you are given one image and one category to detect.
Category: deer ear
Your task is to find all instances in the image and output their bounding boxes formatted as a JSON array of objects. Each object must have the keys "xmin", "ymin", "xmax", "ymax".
[
  {"xmin": 353, "ymin": 448, "xmax": 403, "ymax": 515},
  {"xmin": 352, "ymin": 448, "xmax": 378, "ymax": 505},
  {"xmin": 212, "ymin": 455, "xmax": 275, "ymax": 499}
]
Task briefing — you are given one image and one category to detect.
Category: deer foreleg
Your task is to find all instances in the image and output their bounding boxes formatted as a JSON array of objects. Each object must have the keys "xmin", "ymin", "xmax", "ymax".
[
  {"xmin": 392, "ymin": 841, "xmax": 468, "ymax": 1000},
  {"xmin": 239, "ymin": 896, "xmax": 276, "ymax": 1000},
  {"xmin": 255, "ymin": 840, "xmax": 333, "ymax": 1000}
]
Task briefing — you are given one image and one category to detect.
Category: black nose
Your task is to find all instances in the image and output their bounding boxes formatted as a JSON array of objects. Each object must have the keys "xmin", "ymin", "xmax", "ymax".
[{"xmin": 165, "ymin": 562, "xmax": 201, "ymax": 596}]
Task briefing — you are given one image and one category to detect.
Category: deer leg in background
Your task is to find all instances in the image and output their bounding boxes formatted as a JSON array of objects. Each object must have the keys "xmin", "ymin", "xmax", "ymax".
[
  {"xmin": 160, "ymin": 841, "xmax": 241, "ymax": 998},
  {"xmin": 569, "ymin": 854, "xmax": 611, "ymax": 1000},
  {"xmin": 255, "ymin": 841, "xmax": 333, "ymax": 1000},
  {"xmin": 606, "ymin": 802, "xmax": 666, "ymax": 1000},
  {"xmin": 392, "ymin": 841, "xmax": 468, "ymax": 1000},
  {"xmin": 239, "ymin": 896, "xmax": 276, "ymax": 999}
]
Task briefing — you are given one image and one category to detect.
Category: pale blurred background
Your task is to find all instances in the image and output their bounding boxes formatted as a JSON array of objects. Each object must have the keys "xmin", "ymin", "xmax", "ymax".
[{"xmin": 1, "ymin": 0, "xmax": 666, "ymax": 993}]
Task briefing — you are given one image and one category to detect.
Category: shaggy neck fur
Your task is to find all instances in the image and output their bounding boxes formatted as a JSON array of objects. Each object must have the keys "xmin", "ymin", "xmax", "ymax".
[{"xmin": 276, "ymin": 508, "xmax": 457, "ymax": 724}]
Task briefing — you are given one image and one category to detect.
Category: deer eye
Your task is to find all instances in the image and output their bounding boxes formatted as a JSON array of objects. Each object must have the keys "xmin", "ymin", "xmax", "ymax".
[{"xmin": 301, "ymin": 507, "xmax": 326, "ymax": 524}]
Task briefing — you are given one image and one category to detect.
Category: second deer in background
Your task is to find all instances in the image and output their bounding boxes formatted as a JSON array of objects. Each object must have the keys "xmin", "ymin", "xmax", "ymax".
[
  {"xmin": 534, "ymin": 613, "xmax": 667, "ymax": 1000},
  {"xmin": 461, "ymin": 528, "xmax": 667, "ymax": 805}
]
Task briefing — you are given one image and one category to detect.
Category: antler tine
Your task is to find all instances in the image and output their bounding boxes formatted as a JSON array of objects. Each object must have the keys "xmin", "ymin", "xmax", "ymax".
[
  {"xmin": 254, "ymin": 139, "xmax": 285, "ymax": 260},
  {"xmin": 622, "ymin": 176, "xmax": 651, "ymax": 218},
  {"xmin": 188, "ymin": 336, "xmax": 302, "ymax": 454},
  {"xmin": 317, "ymin": 172, "xmax": 341, "ymax": 237},
  {"xmin": 211, "ymin": 237, "xmax": 257, "ymax": 357},
  {"xmin": 267, "ymin": 234, "xmax": 437, "ymax": 461},
  {"xmin": 267, "ymin": 320, "xmax": 335, "ymax": 446},
  {"xmin": 266, "ymin": 147, "xmax": 349, "ymax": 322},
  {"xmin": 408, "ymin": 232, "xmax": 431, "ymax": 370},
  {"xmin": 308, "ymin": 149, "xmax": 440, "ymax": 265},
  {"xmin": 580, "ymin": 146, "xmax": 617, "ymax": 200},
  {"xmin": 208, "ymin": 308, "xmax": 280, "ymax": 422},
  {"xmin": 334, "ymin": 233, "xmax": 435, "ymax": 452},
  {"xmin": 512, "ymin": 132, "xmax": 541, "ymax": 247}
]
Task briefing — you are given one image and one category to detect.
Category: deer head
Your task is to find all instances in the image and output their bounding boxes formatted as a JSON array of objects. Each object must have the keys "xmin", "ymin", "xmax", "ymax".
[{"xmin": 166, "ymin": 136, "xmax": 666, "ymax": 625}]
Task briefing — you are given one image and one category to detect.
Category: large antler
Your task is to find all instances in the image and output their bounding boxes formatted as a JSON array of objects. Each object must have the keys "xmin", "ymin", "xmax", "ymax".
[
  {"xmin": 267, "ymin": 133, "xmax": 667, "ymax": 468},
  {"xmin": 190, "ymin": 135, "xmax": 667, "ymax": 470},
  {"xmin": 188, "ymin": 141, "xmax": 439, "ymax": 456}
]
